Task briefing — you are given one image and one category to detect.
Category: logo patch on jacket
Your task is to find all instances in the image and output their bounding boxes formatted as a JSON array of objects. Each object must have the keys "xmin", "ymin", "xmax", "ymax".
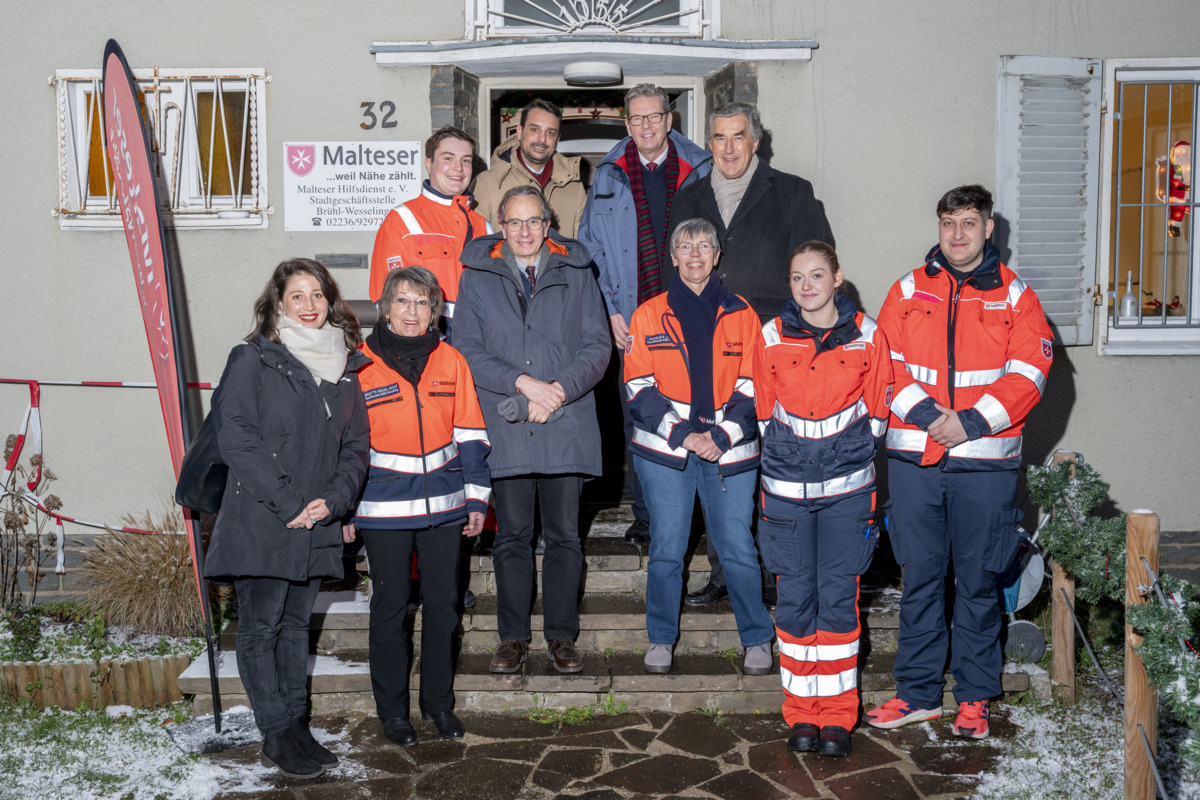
[
  {"xmin": 645, "ymin": 333, "xmax": 672, "ymax": 346},
  {"xmin": 912, "ymin": 290, "xmax": 941, "ymax": 303},
  {"xmin": 364, "ymin": 383, "xmax": 401, "ymax": 402},
  {"xmin": 431, "ymin": 379, "xmax": 455, "ymax": 387},
  {"xmin": 1041, "ymin": 338, "xmax": 1053, "ymax": 360},
  {"xmin": 386, "ymin": 256, "xmax": 404, "ymax": 269},
  {"xmin": 885, "ymin": 385, "xmax": 894, "ymax": 406},
  {"xmin": 843, "ymin": 341, "xmax": 866, "ymax": 351},
  {"xmin": 984, "ymin": 301, "xmax": 1008, "ymax": 310}
]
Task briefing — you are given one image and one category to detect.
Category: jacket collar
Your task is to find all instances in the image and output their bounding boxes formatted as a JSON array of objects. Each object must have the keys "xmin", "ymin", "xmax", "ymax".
[
  {"xmin": 461, "ymin": 230, "xmax": 591, "ymax": 283},
  {"xmin": 420, "ymin": 180, "xmax": 472, "ymax": 207},
  {"xmin": 597, "ymin": 130, "xmax": 713, "ymax": 176},
  {"xmin": 697, "ymin": 159, "xmax": 778, "ymax": 233},
  {"xmin": 255, "ymin": 335, "xmax": 369, "ymax": 378},
  {"xmin": 780, "ymin": 294, "xmax": 861, "ymax": 352},
  {"xmin": 923, "ymin": 241, "xmax": 1004, "ymax": 291},
  {"xmin": 491, "ymin": 135, "xmax": 580, "ymax": 185}
]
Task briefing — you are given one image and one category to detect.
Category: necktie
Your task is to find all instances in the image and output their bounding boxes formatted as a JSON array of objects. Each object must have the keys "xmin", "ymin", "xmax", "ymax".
[
  {"xmin": 526, "ymin": 265, "xmax": 536, "ymax": 295},
  {"xmin": 646, "ymin": 162, "xmax": 657, "ymax": 171}
]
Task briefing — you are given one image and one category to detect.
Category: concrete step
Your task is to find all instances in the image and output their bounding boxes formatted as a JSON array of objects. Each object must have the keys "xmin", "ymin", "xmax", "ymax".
[{"xmin": 180, "ymin": 645, "xmax": 1030, "ymax": 717}]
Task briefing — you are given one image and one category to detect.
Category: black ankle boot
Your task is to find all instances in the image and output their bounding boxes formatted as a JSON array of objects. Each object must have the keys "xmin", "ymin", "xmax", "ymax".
[
  {"xmin": 291, "ymin": 718, "xmax": 338, "ymax": 767},
  {"xmin": 261, "ymin": 728, "xmax": 324, "ymax": 779}
]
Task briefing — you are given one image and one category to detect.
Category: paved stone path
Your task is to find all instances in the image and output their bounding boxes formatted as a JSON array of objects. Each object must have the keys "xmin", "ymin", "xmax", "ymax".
[{"xmin": 209, "ymin": 708, "xmax": 1014, "ymax": 799}]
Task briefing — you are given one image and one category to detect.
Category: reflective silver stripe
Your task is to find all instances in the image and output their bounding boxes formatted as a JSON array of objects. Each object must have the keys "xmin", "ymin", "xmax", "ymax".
[
  {"xmin": 973, "ymin": 393, "xmax": 1011, "ymax": 434},
  {"xmin": 370, "ymin": 443, "xmax": 457, "ymax": 474},
  {"xmin": 950, "ymin": 435, "xmax": 1023, "ymax": 460},
  {"xmin": 443, "ymin": 300, "xmax": 455, "ymax": 320},
  {"xmin": 419, "ymin": 184, "xmax": 452, "ymax": 205},
  {"xmin": 358, "ymin": 489, "xmax": 465, "ymax": 519},
  {"xmin": 779, "ymin": 639, "xmax": 859, "ymax": 662},
  {"xmin": 483, "ymin": 219, "xmax": 494, "ymax": 234},
  {"xmin": 857, "ymin": 315, "xmax": 879, "ymax": 341},
  {"xmin": 772, "ymin": 398, "xmax": 866, "ymax": 439},
  {"xmin": 870, "ymin": 416, "xmax": 888, "ymax": 438},
  {"xmin": 762, "ymin": 463, "xmax": 874, "ymax": 500},
  {"xmin": 780, "ymin": 664, "xmax": 858, "ymax": 698},
  {"xmin": 1007, "ymin": 276, "xmax": 1029, "ymax": 307},
  {"xmin": 891, "ymin": 383, "xmax": 930, "ymax": 420},
  {"xmin": 733, "ymin": 376, "xmax": 755, "ymax": 398},
  {"xmin": 669, "ymin": 399, "xmax": 691, "ymax": 420},
  {"xmin": 899, "ymin": 272, "xmax": 916, "ymax": 299},
  {"xmin": 718, "ymin": 419, "xmax": 744, "ymax": 447},
  {"xmin": 452, "ymin": 426, "xmax": 489, "ymax": 445},
  {"xmin": 890, "ymin": 349, "xmax": 905, "ymax": 363},
  {"xmin": 955, "ymin": 367, "xmax": 1004, "ymax": 387},
  {"xmin": 905, "ymin": 363, "xmax": 939, "ymax": 386},
  {"xmin": 758, "ymin": 419, "xmax": 769, "ymax": 438},
  {"xmin": 633, "ymin": 427, "xmax": 686, "ymax": 457},
  {"xmin": 761, "ymin": 321, "xmax": 782, "ymax": 347},
  {"xmin": 886, "ymin": 428, "xmax": 926, "ymax": 452},
  {"xmin": 396, "ymin": 204, "xmax": 424, "ymax": 234},
  {"xmin": 1005, "ymin": 359, "xmax": 1046, "ymax": 394},
  {"xmin": 719, "ymin": 438, "xmax": 760, "ymax": 465},
  {"xmin": 464, "ymin": 483, "xmax": 491, "ymax": 504},
  {"xmin": 625, "ymin": 375, "xmax": 657, "ymax": 400}
]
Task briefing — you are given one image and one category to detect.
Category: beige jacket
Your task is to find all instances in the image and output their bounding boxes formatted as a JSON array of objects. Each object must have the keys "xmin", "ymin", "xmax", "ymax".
[{"xmin": 472, "ymin": 135, "xmax": 587, "ymax": 238}]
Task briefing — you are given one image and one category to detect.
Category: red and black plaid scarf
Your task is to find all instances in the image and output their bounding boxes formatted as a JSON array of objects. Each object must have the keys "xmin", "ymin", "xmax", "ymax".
[{"xmin": 625, "ymin": 137, "xmax": 679, "ymax": 304}]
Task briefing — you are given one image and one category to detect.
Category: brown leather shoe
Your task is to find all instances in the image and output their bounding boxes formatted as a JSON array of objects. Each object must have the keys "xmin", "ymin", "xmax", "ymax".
[
  {"xmin": 489, "ymin": 639, "xmax": 529, "ymax": 673},
  {"xmin": 547, "ymin": 638, "xmax": 584, "ymax": 674}
]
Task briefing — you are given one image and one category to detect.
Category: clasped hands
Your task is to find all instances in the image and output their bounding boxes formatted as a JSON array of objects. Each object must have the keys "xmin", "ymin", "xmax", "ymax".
[
  {"xmin": 682, "ymin": 431, "xmax": 722, "ymax": 462},
  {"xmin": 927, "ymin": 402, "xmax": 969, "ymax": 448},
  {"xmin": 287, "ymin": 497, "xmax": 331, "ymax": 530},
  {"xmin": 516, "ymin": 375, "xmax": 565, "ymax": 424}
]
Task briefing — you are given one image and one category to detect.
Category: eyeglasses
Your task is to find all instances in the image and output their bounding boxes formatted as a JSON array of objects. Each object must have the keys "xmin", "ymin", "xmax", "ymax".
[
  {"xmin": 674, "ymin": 242, "xmax": 714, "ymax": 255},
  {"xmin": 627, "ymin": 112, "xmax": 667, "ymax": 127},
  {"xmin": 392, "ymin": 296, "xmax": 430, "ymax": 310},
  {"xmin": 502, "ymin": 217, "xmax": 547, "ymax": 232}
]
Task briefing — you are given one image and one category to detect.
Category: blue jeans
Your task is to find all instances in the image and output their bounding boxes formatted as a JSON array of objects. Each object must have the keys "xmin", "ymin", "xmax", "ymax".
[
  {"xmin": 635, "ymin": 454, "xmax": 774, "ymax": 648},
  {"xmin": 233, "ymin": 577, "xmax": 321, "ymax": 734}
]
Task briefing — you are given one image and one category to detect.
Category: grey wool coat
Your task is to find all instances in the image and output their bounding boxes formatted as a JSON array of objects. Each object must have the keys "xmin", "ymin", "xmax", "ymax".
[
  {"xmin": 454, "ymin": 231, "xmax": 610, "ymax": 479},
  {"xmin": 204, "ymin": 337, "xmax": 370, "ymax": 582}
]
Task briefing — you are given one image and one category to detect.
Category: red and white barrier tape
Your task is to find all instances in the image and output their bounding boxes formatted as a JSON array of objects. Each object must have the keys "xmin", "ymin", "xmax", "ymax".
[{"xmin": 3, "ymin": 380, "xmax": 191, "ymax": 575}]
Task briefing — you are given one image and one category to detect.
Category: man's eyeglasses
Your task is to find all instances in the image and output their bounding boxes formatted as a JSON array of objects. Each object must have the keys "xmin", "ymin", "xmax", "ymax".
[
  {"xmin": 674, "ymin": 242, "xmax": 714, "ymax": 255},
  {"xmin": 627, "ymin": 112, "xmax": 667, "ymax": 127},
  {"xmin": 502, "ymin": 217, "xmax": 547, "ymax": 232}
]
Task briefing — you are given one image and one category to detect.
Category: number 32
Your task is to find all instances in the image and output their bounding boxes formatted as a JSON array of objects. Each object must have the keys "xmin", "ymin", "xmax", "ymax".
[{"xmin": 361, "ymin": 101, "xmax": 397, "ymax": 130}]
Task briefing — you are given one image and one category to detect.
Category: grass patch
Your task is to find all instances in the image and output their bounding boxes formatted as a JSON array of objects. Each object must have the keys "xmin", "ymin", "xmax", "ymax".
[{"xmin": 525, "ymin": 693, "xmax": 629, "ymax": 726}]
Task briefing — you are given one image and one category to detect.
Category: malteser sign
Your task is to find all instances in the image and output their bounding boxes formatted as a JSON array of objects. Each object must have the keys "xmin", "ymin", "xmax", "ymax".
[{"xmin": 283, "ymin": 141, "xmax": 421, "ymax": 231}]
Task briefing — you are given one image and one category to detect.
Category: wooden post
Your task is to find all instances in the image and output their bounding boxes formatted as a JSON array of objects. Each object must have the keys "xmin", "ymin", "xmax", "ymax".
[
  {"xmin": 1125, "ymin": 509, "xmax": 1159, "ymax": 800},
  {"xmin": 94, "ymin": 659, "xmax": 114, "ymax": 709},
  {"xmin": 1050, "ymin": 450, "xmax": 1077, "ymax": 705}
]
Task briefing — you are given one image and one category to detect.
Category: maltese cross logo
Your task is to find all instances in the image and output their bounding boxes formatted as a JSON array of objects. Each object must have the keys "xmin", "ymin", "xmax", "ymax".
[{"xmin": 287, "ymin": 145, "xmax": 315, "ymax": 177}]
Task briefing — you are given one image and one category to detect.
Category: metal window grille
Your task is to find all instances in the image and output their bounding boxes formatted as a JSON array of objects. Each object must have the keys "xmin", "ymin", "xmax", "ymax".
[
  {"xmin": 472, "ymin": 0, "xmax": 709, "ymax": 38},
  {"xmin": 1111, "ymin": 70, "xmax": 1199, "ymax": 329},
  {"xmin": 52, "ymin": 68, "xmax": 269, "ymax": 230}
]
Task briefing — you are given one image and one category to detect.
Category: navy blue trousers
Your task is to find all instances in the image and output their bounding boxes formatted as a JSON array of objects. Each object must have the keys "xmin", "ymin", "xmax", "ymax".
[{"xmin": 886, "ymin": 459, "xmax": 1022, "ymax": 709}]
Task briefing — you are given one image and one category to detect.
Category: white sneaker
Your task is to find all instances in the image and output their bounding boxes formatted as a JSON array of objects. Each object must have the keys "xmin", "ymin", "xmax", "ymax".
[
  {"xmin": 743, "ymin": 642, "xmax": 773, "ymax": 675},
  {"xmin": 643, "ymin": 644, "xmax": 673, "ymax": 673}
]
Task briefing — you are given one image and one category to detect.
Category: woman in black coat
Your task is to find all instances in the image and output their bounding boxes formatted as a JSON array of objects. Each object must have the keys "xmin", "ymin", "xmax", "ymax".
[{"xmin": 205, "ymin": 258, "xmax": 370, "ymax": 780}]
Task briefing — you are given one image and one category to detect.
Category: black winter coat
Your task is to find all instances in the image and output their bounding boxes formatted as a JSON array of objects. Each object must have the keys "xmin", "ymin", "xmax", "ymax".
[
  {"xmin": 204, "ymin": 337, "xmax": 370, "ymax": 581},
  {"xmin": 455, "ymin": 231, "xmax": 610, "ymax": 479},
  {"xmin": 669, "ymin": 160, "xmax": 833, "ymax": 322}
]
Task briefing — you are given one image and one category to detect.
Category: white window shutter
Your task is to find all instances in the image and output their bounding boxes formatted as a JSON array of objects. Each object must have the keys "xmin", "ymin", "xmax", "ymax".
[{"xmin": 995, "ymin": 55, "xmax": 1102, "ymax": 346}]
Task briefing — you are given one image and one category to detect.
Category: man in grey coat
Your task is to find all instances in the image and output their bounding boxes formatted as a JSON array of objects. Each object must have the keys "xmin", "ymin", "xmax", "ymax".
[{"xmin": 455, "ymin": 185, "xmax": 610, "ymax": 676}]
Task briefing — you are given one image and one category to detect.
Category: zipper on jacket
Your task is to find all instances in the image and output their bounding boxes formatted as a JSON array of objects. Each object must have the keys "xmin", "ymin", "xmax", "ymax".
[{"xmin": 946, "ymin": 272, "xmax": 963, "ymax": 409}]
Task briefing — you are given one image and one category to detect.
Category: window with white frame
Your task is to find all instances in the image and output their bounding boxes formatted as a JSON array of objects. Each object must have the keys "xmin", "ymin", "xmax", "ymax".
[
  {"xmin": 997, "ymin": 56, "xmax": 1200, "ymax": 354},
  {"xmin": 468, "ymin": 0, "xmax": 713, "ymax": 39},
  {"xmin": 53, "ymin": 68, "xmax": 268, "ymax": 230}
]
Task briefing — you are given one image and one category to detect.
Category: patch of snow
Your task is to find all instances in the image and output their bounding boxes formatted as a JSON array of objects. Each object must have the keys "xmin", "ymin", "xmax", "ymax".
[{"xmin": 179, "ymin": 650, "xmax": 370, "ymax": 680}]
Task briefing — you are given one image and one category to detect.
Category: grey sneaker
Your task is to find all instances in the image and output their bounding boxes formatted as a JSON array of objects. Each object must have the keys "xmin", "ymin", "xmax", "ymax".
[
  {"xmin": 743, "ymin": 642, "xmax": 774, "ymax": 675},
  {"xmin": 643, "ymin": 644, "xmax": 673, "ymax": 674}
]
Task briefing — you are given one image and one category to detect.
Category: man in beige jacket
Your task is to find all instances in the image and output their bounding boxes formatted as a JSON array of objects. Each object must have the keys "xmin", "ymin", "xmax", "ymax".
[{"xmin": 473, "ymin": 99, "xmax": 587, "ymax": 238}]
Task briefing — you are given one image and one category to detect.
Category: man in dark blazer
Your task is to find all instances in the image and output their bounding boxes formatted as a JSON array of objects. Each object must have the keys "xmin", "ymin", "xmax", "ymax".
[{"xmin": 669, "ymin": 101, "xmax": 833, "ymax": 607}]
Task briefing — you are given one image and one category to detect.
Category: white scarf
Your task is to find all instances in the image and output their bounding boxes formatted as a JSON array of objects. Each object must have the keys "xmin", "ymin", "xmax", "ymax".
[
  {"xmin": 711, "ymin": 153, "xmax": 760, "ymax": 227},
  {"xmin": 276, "ymin": 315, "xmax": 348, "ymax": 384}
]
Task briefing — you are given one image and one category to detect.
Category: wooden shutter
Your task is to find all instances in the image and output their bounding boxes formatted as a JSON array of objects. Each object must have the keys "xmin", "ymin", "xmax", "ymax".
[{"xmin": 995, "ymin": 55, "xmax": 1102, "ymax": 346}]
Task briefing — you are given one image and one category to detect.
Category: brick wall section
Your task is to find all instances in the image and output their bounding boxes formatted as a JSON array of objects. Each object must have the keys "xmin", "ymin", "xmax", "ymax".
[
  {"xmin": 9, "ymin": 531, "xmax": 102, "ymax": 605},
  {"xmin": 430, "ymin": 66, "xmax": 480, "ymax": 140},
  {"xmin": 1160, "ymin": 530, "xmax": 1200, "ymax": 587},
  {"xmin": 704, "ymin": 61, "xmax": 759, "ymax": 117}
]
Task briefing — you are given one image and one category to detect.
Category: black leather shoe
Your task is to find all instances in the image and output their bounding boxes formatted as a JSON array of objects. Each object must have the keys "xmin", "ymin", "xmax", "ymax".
[
  {"xmin": 624, "ymin": 519, "xmax": 650, "ymax": 545},
  {"xmin": 422, "ymin": 710, "xmax": 465, "ymax": 740},
  {"xmin": 818, "ymin": 725, "xmax": 852, "ymax": 757},
  {"xmin": 382, "ymin": 717, "xmax": 418, "ymax": 748},
  {"xmin": 684, "ymin": 582, "xmax": 729, "ymax": 607},
  {"xmin": 291, "ymin": 718, "xmax": 338, "ymax": 766},
  {"xmin": 261, "ymin": 728, "xmax": 324, "ymax": 778},
  {"xmin": 463, "ymin": 588, "xmax": 476, "ymax": 609},
  {"xmin": 787, "ymin": 722, "xmax": 820, "ymax": 752}
]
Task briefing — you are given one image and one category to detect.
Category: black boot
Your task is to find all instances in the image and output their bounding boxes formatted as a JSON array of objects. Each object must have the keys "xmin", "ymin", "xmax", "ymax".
[
  {"xmin": 261, "ymin": 728, "xmax": 324, "ymax": 779},
  {"xmin": 787, "ymin": 722, "xmax": 820, "ymax": 752},
  {"xmin": 818, "ymin": 725, "xmax": 852, "ymax": 758},
  {"xmin": 291, "ymin": 717, "xmax": 338, "ymax": 767}
]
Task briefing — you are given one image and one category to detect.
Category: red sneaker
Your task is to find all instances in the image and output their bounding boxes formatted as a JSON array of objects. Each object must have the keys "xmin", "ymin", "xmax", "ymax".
[
  {"xmin": 953, "ymin": 700, "xmax": 990, "ymax": 739},
  {"xmin": 864, "ymin": 696, "xmax": 942, "ymax": 729}
]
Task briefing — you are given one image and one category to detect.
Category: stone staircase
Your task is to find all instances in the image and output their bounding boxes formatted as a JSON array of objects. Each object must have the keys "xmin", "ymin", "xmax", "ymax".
[{"xmin": 179, "ymin": 502, "xmax": 1030, "ymax": 717}]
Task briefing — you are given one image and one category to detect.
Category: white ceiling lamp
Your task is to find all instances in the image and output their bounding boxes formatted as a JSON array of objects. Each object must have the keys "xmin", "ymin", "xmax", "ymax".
[{"xmin": 563, "ymin": 61, "xmax": 622, "ymax": 86}]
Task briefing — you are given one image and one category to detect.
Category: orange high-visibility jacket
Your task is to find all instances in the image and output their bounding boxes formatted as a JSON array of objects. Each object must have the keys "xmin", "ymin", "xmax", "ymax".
[
  {"xmin": 368, "ymin": 186, "xmax": 494, "ymax": 319},
  {"xmin": 354, "ymin": 340, "xmax": 491, "ymax": 530},
  {"xmin": 754, "ymin": 300, "xmax": 894, "ymax": 516},
  {"xmin": 624, "ymin": 285, "xmax": 760, "ymax": 475},
  {"xmin": 876, "ymin": 245, "xmax": 1053, "ymax": 472}
]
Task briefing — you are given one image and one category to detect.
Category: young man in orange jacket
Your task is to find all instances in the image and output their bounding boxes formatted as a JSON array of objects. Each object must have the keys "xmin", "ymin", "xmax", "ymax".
[{"xmin": 867, "ymin": 185, "xmax": 1053, "ymax": 740}]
